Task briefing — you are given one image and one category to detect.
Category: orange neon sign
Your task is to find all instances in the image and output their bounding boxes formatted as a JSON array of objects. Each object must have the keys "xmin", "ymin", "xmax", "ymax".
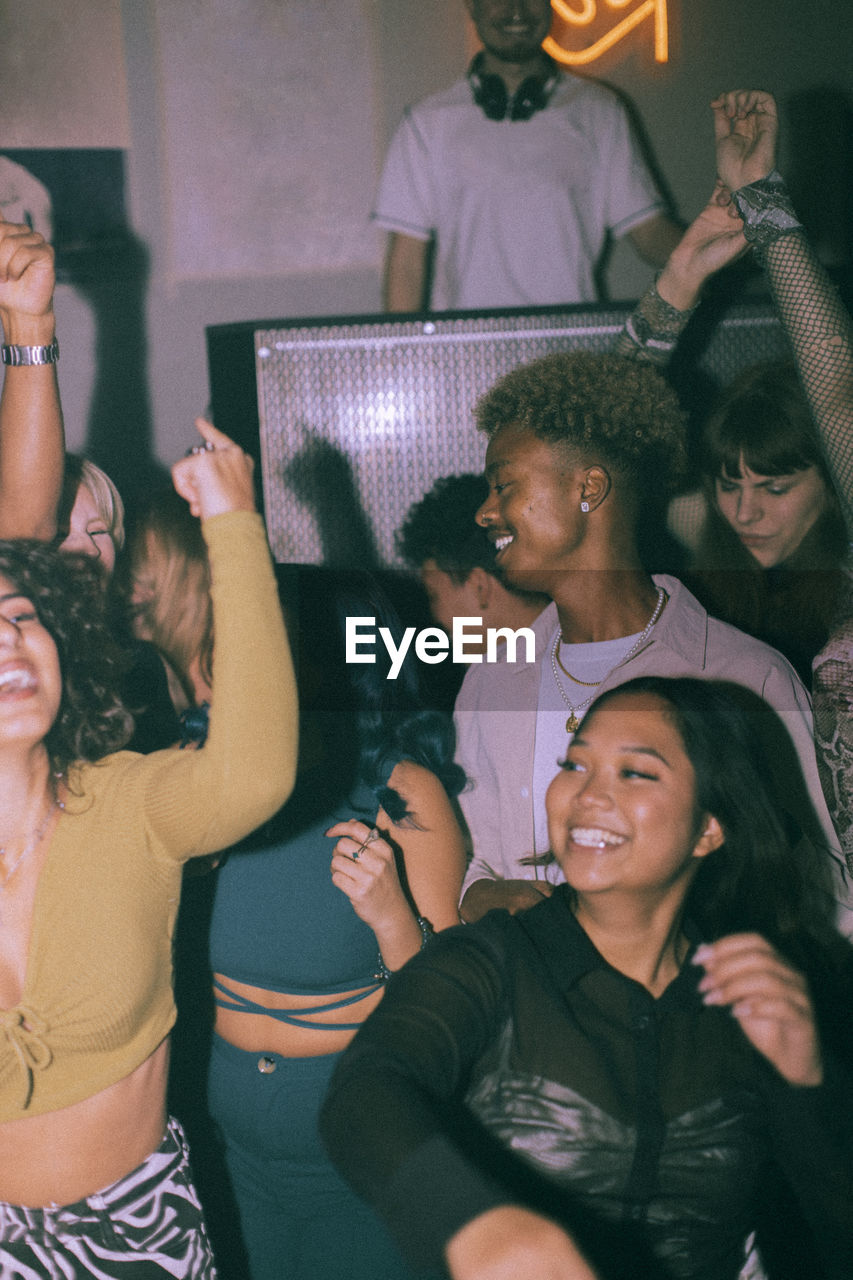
[{"xmin": 545, "ymin": 0, "xmax": 668, "ymax": 66}]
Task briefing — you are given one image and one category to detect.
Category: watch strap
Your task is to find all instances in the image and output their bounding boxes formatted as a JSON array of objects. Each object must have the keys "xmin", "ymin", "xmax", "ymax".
[{"xmin": 1, "ymin": 338, "xmax": 59, "ymax": 366}]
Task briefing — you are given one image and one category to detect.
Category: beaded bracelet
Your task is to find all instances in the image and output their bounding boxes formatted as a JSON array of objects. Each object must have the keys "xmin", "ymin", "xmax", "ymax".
[
  {"xmin": 621, "ymin": 278, "xmax": 696, "ymax": 364},
  {"xmin": 374, "ymin": 915, "xmax": 434, "ymax": 982}
]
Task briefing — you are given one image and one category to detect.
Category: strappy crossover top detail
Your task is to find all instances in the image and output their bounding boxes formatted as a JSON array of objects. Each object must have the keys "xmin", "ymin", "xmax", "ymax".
[
  {"xmin": 212, "ymin": 978, "xmax": 384, "ymax": 1032},
  {"xmin": 209, "ymin": 768, "xmax": 399, "ymax": 1030}
]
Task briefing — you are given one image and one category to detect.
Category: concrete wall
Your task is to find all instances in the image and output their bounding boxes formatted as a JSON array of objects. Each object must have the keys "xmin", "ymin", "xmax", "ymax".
[{"xmin": 1, "ymin": 0, "xmax": 852, "ymax": 499}]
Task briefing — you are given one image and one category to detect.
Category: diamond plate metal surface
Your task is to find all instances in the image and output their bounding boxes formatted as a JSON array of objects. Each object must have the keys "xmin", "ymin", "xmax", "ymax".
[{"xmin": 254, "ymin": 303, "xmax": 788, "ymax": 566}]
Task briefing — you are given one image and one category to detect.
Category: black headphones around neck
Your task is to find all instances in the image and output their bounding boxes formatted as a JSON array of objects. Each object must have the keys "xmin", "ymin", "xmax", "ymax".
[{"xmin": 467, "ymin": 51, "xmax": 558, "ymax": 122}]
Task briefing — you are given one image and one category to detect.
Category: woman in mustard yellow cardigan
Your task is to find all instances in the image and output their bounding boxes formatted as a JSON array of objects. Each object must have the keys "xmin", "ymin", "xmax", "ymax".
[{"xmin": 0, "ymin": 420, "xmax": 298, "ymax": 1277}]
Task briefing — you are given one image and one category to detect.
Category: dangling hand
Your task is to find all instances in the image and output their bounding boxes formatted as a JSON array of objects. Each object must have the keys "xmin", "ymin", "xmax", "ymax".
[
  {"xmin": 327, "ymin": 819, "xmax": 409, "ymax": 934},
  {"xmin": 711, "ymin": 90, "xmax": 779, "ymax": 194},
  {"xmin": 694, "ymin": 933, "xmax": 823, "ymax": 1086},
  {"xmin": 656, "ymin": 180, "xmax": 749, "ymax": 311}
]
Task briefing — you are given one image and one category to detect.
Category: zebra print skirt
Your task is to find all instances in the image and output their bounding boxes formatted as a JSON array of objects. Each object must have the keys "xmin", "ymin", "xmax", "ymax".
[{"xmin": 0, "ymin": 1116, "xmax": 216, "ymax": 1278}]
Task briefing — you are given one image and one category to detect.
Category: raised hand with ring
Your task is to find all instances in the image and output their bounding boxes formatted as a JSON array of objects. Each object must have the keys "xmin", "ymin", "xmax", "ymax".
[{"xmin": 172, "ymin": 417, "xmax": 256, "ymax": 520}]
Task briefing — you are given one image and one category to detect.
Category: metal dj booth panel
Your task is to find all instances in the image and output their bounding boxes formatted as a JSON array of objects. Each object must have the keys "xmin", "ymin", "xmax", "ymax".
[{"xmin": 206, "ymin": 299, "xmax": 791, "ymax": 568}]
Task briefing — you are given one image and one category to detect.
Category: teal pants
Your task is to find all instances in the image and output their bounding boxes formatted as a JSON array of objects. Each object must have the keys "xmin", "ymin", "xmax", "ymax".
[{"xmin": 207, "ymin": 1034, "xmax": 420, "ymax": 1280}]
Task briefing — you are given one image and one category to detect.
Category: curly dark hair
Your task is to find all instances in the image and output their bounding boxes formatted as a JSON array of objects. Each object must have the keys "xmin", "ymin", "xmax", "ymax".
[
  {"xmin": 397, "ymin": 473, "xmax": 493, "ymax": 581},
  {"xmin": 0, "ymin": 540, "xmax": 133, "ymax": 775},
  {"xmin": 475, "ymin": 351, "xmax": 688, "ymax": 495}
]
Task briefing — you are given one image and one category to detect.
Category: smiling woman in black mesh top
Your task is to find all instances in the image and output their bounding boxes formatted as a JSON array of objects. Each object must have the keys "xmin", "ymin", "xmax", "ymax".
[{"xmin": 321, "ymin": 675, "xmax": 853, "ymax": 1280}]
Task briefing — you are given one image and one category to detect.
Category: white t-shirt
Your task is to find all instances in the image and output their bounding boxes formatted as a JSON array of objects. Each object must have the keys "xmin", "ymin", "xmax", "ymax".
[{"xmin": 374, "ymin": 71, "xmax": 663, "ymax": 310}]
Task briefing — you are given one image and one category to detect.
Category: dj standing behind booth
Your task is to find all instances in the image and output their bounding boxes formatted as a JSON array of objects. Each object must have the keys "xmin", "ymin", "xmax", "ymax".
[{"xmin": 376, "ymin": 0, "xmax": 682, "ymax": 312}]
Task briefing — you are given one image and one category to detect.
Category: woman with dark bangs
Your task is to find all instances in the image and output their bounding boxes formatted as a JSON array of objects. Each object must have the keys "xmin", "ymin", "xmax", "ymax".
[
  {"xmin": 686, "ymin": 359, "xmax": 848, "ymax": 681},
  {"xmin": 618, "ymin": 90, "xmax": 852, "ymax": 684}
]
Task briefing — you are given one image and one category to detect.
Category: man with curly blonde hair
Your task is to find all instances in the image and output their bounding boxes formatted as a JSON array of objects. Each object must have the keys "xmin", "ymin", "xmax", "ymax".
[{"xmin": 457, "ymin": 350, "xmax": 842, "ymax": 922}]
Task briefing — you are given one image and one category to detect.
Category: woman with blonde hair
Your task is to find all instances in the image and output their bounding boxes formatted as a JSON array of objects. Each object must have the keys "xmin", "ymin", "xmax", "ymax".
[
  {"xmin": 129, "ymin": 487, "xmax": 214, "ymax": 721},
  {"xmin": 56, "ymin": 452, "xmax": 126, "ymax": 574}
]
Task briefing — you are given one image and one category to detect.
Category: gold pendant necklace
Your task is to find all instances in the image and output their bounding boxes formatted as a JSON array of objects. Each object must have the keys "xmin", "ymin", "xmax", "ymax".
[{"xmin": 551, "ymin": 587, "xmax": 667, "ymax": 735}]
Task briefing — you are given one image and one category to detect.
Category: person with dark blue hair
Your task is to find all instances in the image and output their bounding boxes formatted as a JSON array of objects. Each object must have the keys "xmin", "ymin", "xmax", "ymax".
[
  {"xmin": 202, "ymin": 568, "xmax": 468, "ymax": 1279},
  {"xmin": 126, "ymin": 485, "xmax": 469, "ymax": 1278}
]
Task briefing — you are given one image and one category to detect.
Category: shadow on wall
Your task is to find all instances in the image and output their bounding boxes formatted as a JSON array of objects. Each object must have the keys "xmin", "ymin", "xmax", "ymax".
[
  {"xmin": 784, "ymin": 86, "xmax": 853, "ymax": 300},
  {"xmin": 282, "ymin": 432, "xmax": 380, "ymax": 570},
  {"xmin": 69, "ymin": 230, "xmax": 169, "ymax": 511},
  {"xmin": 0, "ymin": 147, "xmax": 167, "ymax": 511}
]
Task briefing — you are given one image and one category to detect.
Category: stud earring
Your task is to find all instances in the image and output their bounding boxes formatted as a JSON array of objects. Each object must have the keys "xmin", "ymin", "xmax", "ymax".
[{"xmin": 580, "ymin": 501, "xmax": 590, "ymax": 513}]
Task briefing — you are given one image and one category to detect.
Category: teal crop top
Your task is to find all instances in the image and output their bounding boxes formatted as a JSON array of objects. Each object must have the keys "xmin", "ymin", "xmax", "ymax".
[{"xmin": 209, "ymin": 765, "xmax": 397, "ymax": 1029}]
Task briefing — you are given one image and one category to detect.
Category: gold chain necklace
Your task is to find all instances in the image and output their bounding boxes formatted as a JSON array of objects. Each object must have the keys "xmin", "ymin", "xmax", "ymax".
[
  {"xmin": 554, "ymin": 645, "xmax": 603, "ymax": 687},
  {"xmin": 551, "ymin": 587, "xmax": 667, "ymax": 733}
]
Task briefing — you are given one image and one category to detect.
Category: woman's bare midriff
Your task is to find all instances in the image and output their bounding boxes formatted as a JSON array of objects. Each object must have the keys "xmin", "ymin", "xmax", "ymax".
[
  {"xmin": 213, "ymin": 972, "xmax": 385, "ymax": 1058},
  {"xmin": 0, "ymin": 1039, "xmax": 170, "ymax": 1208}
]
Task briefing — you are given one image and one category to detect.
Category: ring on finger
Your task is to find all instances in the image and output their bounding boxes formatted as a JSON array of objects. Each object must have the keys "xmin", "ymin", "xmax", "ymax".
[{"xmin": 352, "ymin": 826, "xmax": 379, "ymax": 861}]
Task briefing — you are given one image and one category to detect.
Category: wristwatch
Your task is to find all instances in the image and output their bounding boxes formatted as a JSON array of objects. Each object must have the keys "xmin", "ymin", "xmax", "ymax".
[{"xmin": 1, "ymin": 338, "xmax": 59, "ymax": 366}]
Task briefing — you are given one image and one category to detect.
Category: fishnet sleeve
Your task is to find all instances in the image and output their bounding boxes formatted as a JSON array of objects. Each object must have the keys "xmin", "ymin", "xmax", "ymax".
[
  {"xmin": 813, "ymin": 611, "xmax": 853, "ymax": 874},
  {"xmin": 734, "ymin": 174, "xmax": 853, "ymax": 536},
  {"xmin": 737, "ymin": 175, "xmax": 853, "ymax": 869},
  {"xmin": 761, "ymin": 236, "xmax": 853, "ymax": 534},
  {"xmin": 616, "ymin": 176, "xmax": 853, "ymax": 540}
]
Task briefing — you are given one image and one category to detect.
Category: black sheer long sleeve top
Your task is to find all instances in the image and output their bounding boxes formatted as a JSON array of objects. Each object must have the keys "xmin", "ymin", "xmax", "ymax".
[{"xmin": 320, "ymin": 889, "xmax": 853, "ymax": 1280}]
